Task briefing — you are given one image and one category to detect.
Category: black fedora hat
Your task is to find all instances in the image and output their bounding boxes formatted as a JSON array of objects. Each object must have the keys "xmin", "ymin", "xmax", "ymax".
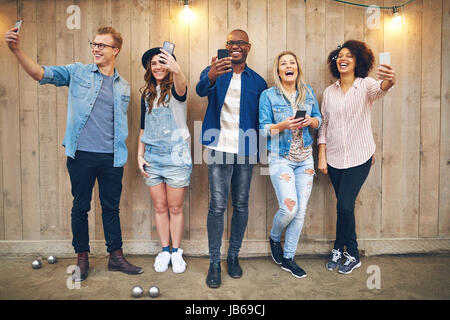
[{"xmin": 141, "ymin": 47, "xmax": 176, "ymax": 69}]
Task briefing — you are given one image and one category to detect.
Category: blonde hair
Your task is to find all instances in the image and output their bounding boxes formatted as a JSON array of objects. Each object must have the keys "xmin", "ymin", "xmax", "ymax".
[
  {"xmin": 272, "ymin": 51, "xmax": 311, "ymax": 107},
  {"xmin": 96, "ymin": 26, "xmax": 123, "ymax": 51}
]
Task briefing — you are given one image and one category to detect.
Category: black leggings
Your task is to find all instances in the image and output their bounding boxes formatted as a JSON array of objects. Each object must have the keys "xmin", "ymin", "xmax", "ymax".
[{"xmin": 328, "ymin": 157, "xmax": 372, "ymax": 259}]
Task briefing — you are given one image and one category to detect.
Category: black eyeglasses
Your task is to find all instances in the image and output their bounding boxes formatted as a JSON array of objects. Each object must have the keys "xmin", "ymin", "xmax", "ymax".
[
  {"xmin": 226, "ymin": 40, "xmax": 249, "ymax": 47},
  {"xmin": 89, "ymin": 42, "xmax": 117, "ymax": 50}
]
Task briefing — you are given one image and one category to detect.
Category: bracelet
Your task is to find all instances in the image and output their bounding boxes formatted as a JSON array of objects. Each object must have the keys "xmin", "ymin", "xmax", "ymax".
[{"xmin": 138, "ymin": 154, "xmax": 144, "ymax": 158}]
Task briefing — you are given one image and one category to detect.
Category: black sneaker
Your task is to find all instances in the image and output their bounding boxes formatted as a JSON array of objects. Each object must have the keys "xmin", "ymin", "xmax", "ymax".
[
  {"xmin": 326, "ymin": 248, "xmax": 342, "ymax": 271},
  {"xmin": 206, "ymin": 261, "xmax": 221, "ymax": 288},
  {"xmin": 269, "ymin": 237, "xmax": 283, "ymax": 265},
  {"xmin": 281, "ymin": 257, "xmax": 307, "ymax": 278},
  {"xmin": 338, "ymin": 252, "xmax": 361, "ymax": 274}
]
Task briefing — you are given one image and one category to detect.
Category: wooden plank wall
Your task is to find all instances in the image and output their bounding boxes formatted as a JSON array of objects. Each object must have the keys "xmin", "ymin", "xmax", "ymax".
[{"xmin": 0, "ymin": 0, "xmax": 448, "ymax": 254}]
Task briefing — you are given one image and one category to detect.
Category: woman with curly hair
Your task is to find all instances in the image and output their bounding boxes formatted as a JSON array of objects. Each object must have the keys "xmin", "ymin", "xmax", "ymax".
[
  {"xmin": 137, "ymin": 47, "xmax": 192, "ymax": 274},
  {"xmin": 318, "ymin": 40, "xmax": 396, "ymax": 274}
]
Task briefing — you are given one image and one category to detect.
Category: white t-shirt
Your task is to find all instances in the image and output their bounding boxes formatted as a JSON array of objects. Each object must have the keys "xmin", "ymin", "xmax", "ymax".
[{"xmin": 208, "ymin": 72, "xmax": 241, "ymax": 154}]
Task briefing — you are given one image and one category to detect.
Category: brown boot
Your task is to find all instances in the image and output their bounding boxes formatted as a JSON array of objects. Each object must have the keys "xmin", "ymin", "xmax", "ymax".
[
  {"xmin": 108, "ymin": 249, "xmax": 143, "ymax": 275},
  {"xmin": 72, "ymin": 252, "xmax": 89, "ymax": 281}
]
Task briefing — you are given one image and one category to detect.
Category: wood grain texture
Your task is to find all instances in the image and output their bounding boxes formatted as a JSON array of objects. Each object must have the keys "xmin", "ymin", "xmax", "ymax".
[
  {"xmin": 419, "ymin": 0, "xmax": 442, "ymax": 237},
  {"xmin": 18, "ymin": 0, "xmax": 41, "ymax": 240},
  {"xmin": 439, "ymin": 0, "xmax": 450, "ymax": 237},
  {"xmin": 382, "ymin": 0, "xmax": 422, "ymax": 238},
  {"xmin": 1, "ymin": 0, "xmax": 23, "ymax": 240},
  {"xmin": 189, "ymin": 0, "xmax": 209, "ymax": 241}
]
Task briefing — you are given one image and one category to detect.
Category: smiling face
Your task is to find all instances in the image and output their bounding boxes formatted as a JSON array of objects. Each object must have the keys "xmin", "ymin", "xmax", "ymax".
[
  {"xmin": 91, "ymin": 34, "xmax": 119, "ymax": 66},
  {"xmin": 278, "ymin": 54, "xmax": 298, "ymax": 85},
  {"xmin": 226, "ymin": 30, "xmax": 251, "ymax": 65},
  {"xmin": 150, "ymin": 54, "xmax": 169, "ymax": 85},
  {"xmin": 336, "ymin": 47, "xmax": 356, "ymax": 76}
]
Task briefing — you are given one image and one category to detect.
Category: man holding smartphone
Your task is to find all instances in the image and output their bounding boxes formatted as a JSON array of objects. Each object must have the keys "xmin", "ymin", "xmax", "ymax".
[
  {"xmin": 4, "ymin": 25, "xmax": 143, "ymax": 281},
  {"xmin": 196, "ymin": 29, "xmax": 267, "ymax": 288}
]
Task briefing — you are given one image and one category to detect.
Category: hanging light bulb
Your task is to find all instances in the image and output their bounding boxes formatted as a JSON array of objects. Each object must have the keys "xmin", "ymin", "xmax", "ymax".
[
  {"xmin": 181, "ymin": 0, "xmax": 194, "ymax": 24},
  {"xmin": 391, "ymin": 6, "xmax": 403, "ymax": 27}
]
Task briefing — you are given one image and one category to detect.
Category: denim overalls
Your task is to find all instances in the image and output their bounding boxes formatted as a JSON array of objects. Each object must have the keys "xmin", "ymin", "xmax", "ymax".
[{"xmin": 141, "ymin": 97, "xmax": 192, "ymax": 188}]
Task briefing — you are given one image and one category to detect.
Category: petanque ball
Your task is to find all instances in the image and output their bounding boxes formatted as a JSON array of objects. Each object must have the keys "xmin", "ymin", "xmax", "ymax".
[
  {"xmin": 47, "ymin": 256, "xmax": 57, "ymax": 264},
  {"xmin": 132, "ymin": 286, "xmax": 144, "ymax": 298},
  {"xmin": 148, "ymin": 286, "xmax": 160, "ymax": 298},
  {"xmin": 32, "ymin": 260, "xmax": 42, "ymax": 269}
]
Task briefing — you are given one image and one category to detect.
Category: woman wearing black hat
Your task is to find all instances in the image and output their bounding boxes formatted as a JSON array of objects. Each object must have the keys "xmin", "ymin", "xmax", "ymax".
[{"xmin": 137, "ymin": 47, "xmax": 191, "ymax": 274}]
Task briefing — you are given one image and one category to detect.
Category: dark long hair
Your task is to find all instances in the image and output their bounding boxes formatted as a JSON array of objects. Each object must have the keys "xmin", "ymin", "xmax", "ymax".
[
  {"xmin": 327, "ymin": 40, "xmax": 375, "ymax": 79},
  {"xmin": 140, "ymin": 59, "xmax": 173, "ymax": 113}
]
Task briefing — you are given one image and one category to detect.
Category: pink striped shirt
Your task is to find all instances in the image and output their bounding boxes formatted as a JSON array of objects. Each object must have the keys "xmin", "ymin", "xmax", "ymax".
[{"xmin": 318, "ymin": 77, "xmax": 388, "ymax": 169}]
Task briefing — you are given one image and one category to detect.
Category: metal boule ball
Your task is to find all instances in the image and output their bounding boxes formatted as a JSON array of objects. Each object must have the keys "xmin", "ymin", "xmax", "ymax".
[
  {"xmin": 132, "ymin": 286, "xmax": 144, "ymax": 298},
  {"xmin": 148, "ymin": 286, "xmax": 160, "ymax": 298},
  {"xmin": 32, "ymin": 260, "xmax": 42, "ymax": 269},
  {"xmin": 47, "ymin": 256, "xmax": 57, "ymax": 264}
]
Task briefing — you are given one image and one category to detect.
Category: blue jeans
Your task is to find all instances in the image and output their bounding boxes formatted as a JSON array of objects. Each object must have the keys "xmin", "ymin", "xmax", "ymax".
[
  {"xmin": 269, "ymin": 154, "xmax": 314, "ymax": 259},
  {"xmin": 66, "ymin": 151, "xmax": 123, "ymax": 253},
  {"xmin": 207, "ymin": 149, "xmax": 254, "ymax": 262}
]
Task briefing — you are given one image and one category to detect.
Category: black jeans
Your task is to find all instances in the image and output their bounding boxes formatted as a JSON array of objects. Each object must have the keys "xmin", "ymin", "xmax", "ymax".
[
  {"xmin": 207, "ymin": 150, "xmax": 254, "ymax": 262},
  {"xmin": 66, "ymin": 151, "xmax": 123, "ymax": 253},
  {"xmin": 328, "ymin": 157, "xmax": 372, "ymax": 259}
]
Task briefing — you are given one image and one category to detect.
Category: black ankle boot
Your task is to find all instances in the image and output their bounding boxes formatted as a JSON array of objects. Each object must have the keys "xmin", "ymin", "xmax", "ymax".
[
  {"xmin": 227, "ymin": 255, "xmax": 242, "ymax": 278},
  {"xmin": 206, "ymin": 261, "xmax": 221, "ymax": 288}
]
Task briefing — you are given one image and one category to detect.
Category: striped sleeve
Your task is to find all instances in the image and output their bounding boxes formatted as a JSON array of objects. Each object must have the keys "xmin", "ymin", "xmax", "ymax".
[{"xmin": 317, "ymin": 89, "xmax": 328, "ymax": 145}]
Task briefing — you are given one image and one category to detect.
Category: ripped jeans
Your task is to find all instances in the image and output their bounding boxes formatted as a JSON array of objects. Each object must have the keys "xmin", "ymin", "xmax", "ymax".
[{"xmin": 269, "ymin": 153, "xmax": 315, "ymax": 259}]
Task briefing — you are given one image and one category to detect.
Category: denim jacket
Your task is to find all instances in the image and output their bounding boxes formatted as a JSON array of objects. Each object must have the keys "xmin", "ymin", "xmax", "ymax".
[
  {"xmin": 196, "ymin": 65, "xmax": 267, "ymax": 156},
  {"xmin": 259, "ymin": 85, "xmax": 322, "ymax": 157},
  {"xmin": 39, "ymin": 63, "xmax": 130, "ymax": 167}
]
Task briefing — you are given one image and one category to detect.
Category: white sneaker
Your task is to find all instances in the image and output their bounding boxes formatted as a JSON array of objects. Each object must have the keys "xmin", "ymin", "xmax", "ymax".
[
  {"xmin": 153, "ymin": 251, "xmax": 171, "ymax": 272},
  {"xmin": 171, "ymin": 248, "xmax": 187, "ymax": 274}
]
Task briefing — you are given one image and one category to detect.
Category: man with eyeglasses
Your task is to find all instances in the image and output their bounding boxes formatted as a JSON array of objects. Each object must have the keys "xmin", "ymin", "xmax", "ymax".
[
  {"xmin": 4, "ymin": 26, "xmax": 143, "ymax": 281},
  {"xmin": 196, "ymin": 29, "xmax": 267, "ymax": 288}
]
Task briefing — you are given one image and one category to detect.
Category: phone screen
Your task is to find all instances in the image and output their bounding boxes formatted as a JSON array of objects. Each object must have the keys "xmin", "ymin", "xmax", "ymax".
[
  {"xmin": 295, "ymin": 110, "xmax": 306, "ymax": 119},
  {"xmin": 217, "ymin": 49, "xmax": 229, "ymax": 60},
  {"xmin": 379, "ymin": 52, "xmax": 391, "ymax": 66}
]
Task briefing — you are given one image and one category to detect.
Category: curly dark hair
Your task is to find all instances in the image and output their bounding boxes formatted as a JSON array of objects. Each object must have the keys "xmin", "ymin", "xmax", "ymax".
[{"xmin": 327, "ymin": 40, "xmax": 375, "ymax": 79}]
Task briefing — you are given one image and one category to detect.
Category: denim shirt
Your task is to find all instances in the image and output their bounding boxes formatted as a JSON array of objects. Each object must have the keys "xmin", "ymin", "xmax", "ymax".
[
  {"xmin": 259, "ymin": 85, "xmax": 322, "ymax": 157},
  {"xmin": 195, "ymin": 64, "xmax": 267, "ymax": 156},
  {"xmin": 39, "ymin": 63, "xmax": 130, "ymax": 167}
]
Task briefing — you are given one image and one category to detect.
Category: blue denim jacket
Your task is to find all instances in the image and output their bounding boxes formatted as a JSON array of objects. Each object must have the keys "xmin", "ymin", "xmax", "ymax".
[
  {"xmin": 259, "ymin": 85, "xmax": 322, "ymax": 157},
  {"xmin": 39, "ymin": 63, "xmax": 130, "ymax": 167},
  {"xmin": 196, "ymin": 65, "xmax": 267, "ymax": 156}
]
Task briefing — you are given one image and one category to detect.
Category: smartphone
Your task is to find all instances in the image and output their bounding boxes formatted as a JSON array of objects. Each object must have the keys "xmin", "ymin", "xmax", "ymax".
[
  {"xmin": 14, "ymin": 20, "xmax": 23, "ymax": 33},
  {"xmin": 162, "ymin": 41, "xmax": 175, "ymax": 56},
  {"xmin": 379, "ymin": 52, "xmax": 391, "ymax": 66},
  {"xmin": 295, "ymin": 110, "xmax": 306, "ymax": 119},
  {"xmin": 217, "ymin": 49, "xmax": 229, "ymax": 60}
]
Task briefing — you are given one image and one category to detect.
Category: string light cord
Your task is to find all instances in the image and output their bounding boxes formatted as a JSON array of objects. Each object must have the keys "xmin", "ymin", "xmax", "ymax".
[{"xmin": 331, "ymin": 0, "xmax": 415, "ymax": 10}]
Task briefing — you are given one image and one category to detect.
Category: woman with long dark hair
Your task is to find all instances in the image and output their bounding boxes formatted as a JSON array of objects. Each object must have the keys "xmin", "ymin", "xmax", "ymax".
[
  {"xmin": 138, "ymin": 47, "xmax": 191, "ymax": 274},
  {"xmin": 318, "ymin": 40, "xmax": 396, "ymax": 274}
]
